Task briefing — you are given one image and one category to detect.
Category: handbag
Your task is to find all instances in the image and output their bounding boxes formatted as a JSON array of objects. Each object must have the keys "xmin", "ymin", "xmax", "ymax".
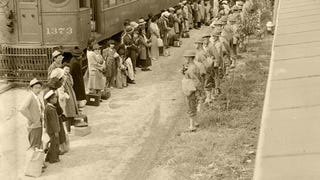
[
  {"xmin": 181, "ymin": 77, "xmax": 196, "ymax": 96},
  {"xmin": 157, "ymin": 38, "xmax": 164, "ymax": 47}
]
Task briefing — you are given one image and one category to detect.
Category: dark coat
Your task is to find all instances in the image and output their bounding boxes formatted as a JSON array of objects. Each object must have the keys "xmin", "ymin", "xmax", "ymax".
[
  {"xmin": 44, "ymin": 104, "xmax": 60, "ymax": 134},
  {"xmin": 70, "ymin": 57, "xmax": 86, "ymax": 101}
]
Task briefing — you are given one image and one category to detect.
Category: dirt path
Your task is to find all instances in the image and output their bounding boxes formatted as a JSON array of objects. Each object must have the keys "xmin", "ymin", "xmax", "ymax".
[{"xmin": 0, "ymin": 27, "xmax": 207, "ymax": 180}]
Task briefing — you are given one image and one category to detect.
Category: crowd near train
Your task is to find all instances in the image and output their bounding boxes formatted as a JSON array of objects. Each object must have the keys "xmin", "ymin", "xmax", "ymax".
[{"xmin": 20, "ymin": 0, "xmax": 260, "ymax": 177}]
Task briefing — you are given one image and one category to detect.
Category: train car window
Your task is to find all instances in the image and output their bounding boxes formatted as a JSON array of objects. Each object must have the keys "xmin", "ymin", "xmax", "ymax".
[
  {"xmin": 117, "ymin": 0, "xmax": 124, "ymax": 4},
  {"xmin": 19, "ymin": 0, "xmax": 36, "ymax": 2},
  {"xmin": 102, "ymin": 0, "xmax": 116, "ymax": 9},
  {"xmin": 49, "ymin": 0, "xmax": 68, "ymax": 4}
]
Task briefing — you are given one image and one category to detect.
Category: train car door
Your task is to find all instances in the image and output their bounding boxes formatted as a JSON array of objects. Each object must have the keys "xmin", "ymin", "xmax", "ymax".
[{"xmin": 17, "ymin": 0, "xmax": 42, "ymax": 43}]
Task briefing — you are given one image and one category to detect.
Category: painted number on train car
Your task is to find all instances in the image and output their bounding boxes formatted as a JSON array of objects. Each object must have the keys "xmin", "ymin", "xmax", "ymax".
[{"xmin": 46, "ymin": 27, "xmax": 73, "ymax": 35}]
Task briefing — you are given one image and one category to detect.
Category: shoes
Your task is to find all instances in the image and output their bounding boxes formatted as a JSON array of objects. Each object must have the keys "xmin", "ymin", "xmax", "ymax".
[
  {"xmin": 128, "ymin": 80, "xmax": 136, "ymax": 84},
  {"xmin": 187, "ymin": 127, "xmax": 197, "ymax": 132},
  {"xmin": 194, "ymin": 122, "xmax": 200, "ymax": 128},
  {"xmin": 49, "ymin": 159, "xmax": 60, "ymax": 164}
]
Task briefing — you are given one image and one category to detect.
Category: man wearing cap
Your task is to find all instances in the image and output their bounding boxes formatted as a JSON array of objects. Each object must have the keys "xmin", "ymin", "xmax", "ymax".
[
  {"xmin": 181, "ymin": 49, "xmax": 201, "ymax": 132},
  {"xmin": 20, "ymin": 78, "xmax": 44, "ymax": 150},
  {"xmin": 208, "ymin": 29, "xmax": 224, "ymax": 96},
  {"xmin": 48, "ymin": 50, "xmax": 64, "ymax": 77},
  {"xmin": 69, "ymin": 47, "xmax": 86, "ymax": 107},
  {"xmin": 43, "ymin": 90, "xmax": 61, "ymax": 163}
]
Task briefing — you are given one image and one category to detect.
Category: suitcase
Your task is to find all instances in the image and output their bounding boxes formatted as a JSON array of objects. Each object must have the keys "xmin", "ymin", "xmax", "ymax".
[
  {"xmin": 24, "ymin": 149, "xmax": 45, "ymax": 177},
  {"xmin": 101, "ymin": 89, "xmax": 111, "ymax": 100},
  {"xmin": 164, "ymin": 49, "xmax": 170, "ymax": 57},
  {"xmin": 86, "ymin": 93, "xmax": 101, "ymax": 106},
  {"xmin": 74, "ymin": 114, "xmax": 88, "ymax": 127},
  {"xmin": 182, "ymin": 32, "xmax": 190, "ymax": 38},
  {"xmin": 74, "ymin": 126, "xmax": 91, "ymax": 137},
  {"xmin": 173, "ymin": 40, "xmax": 181, "ymax": 47}
]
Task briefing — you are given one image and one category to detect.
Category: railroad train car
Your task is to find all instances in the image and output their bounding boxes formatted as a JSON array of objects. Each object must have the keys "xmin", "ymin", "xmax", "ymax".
[{"xmin": 0, "ymin": 0, "xmax": 179, "ymax": 82}]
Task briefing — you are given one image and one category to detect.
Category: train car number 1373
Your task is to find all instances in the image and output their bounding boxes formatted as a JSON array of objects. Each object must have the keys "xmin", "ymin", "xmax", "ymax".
[{"xmin": 46, "ymin": 27, "xmax": 73, "ymax": 35}]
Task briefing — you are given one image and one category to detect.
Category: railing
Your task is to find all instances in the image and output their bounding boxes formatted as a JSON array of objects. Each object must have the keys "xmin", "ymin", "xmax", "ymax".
[{"xmin": 0, "ymin": 45, "xmax": 55, "ymax": 83}]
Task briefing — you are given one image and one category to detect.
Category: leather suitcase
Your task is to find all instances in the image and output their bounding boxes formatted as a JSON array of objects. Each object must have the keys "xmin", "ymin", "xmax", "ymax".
[
  {"xmin": 173, "ymin": 40, "xmax": 181, "ymax": 47},
  {"xmin": 74, "ymin": 126, "xmax": 91, "ymax": 137},
  {"xmin": 74, "ymin": 114, "xmax": 88, "ymax": 127},
  {"xmin": 182, "ymin": 32, "xmax": 190, "ymax": 38},
  {"xmin": 101, "ymin": 89, "xmax": 111, "ymax": 100},
  {"xmin": 86, "ymin": 93, "xmax": 101, "ymax": 106}
]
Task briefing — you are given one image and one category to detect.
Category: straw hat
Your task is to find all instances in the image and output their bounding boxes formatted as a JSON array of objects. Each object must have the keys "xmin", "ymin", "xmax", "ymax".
[
  {"xmin": 29, "ymin": 78, "xmax": 42, "ymax": 87},
  {"xmin": 138, "ymin": 18, "xmax": 146, "ymax": 25},
  {"xmin": 52, "ymin": 50, "xmax": 62, "ymax": 58},
  {"xmin": 72, "ymin": 47, "xmax": 82, "ymax": 57},
  {"xmin": 183, "ymin": 50, "xmax": 196, "ymax": 57},
  {"xmin": 125, "ymin": 25, "xmax": 134, "ymax": 33},
  {"xmin": 44, "ymin": 90, "xmax": 55, "ymax": 100},
  {"xmin": 211, "ymin": 29, "xmax": 222, "ymax": 37}
]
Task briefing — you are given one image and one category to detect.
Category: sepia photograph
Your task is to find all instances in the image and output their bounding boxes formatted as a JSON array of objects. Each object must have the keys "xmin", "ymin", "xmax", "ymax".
[{"xmin": 0, "ymin": 0, "xmax": 310, "ymax": 179}]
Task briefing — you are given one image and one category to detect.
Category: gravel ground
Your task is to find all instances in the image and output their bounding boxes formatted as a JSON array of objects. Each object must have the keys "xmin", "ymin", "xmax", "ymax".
[{"xmin": 0, "ymin": 27, "xmax": 207, "ymax": 180}]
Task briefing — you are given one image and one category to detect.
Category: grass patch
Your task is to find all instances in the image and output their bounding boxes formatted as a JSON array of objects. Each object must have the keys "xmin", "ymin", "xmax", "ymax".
[{"xmin": 154, "ymin": 36, "xmax": 273, "ymax": 180}]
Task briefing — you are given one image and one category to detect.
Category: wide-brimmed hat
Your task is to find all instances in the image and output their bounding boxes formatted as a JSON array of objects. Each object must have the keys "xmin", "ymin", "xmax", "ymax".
[
  {"xmin": 214, "ymin": 20, "xmax": 224, "ymax": 25},
  {"xmin": 138, "ymin": 18, "xmax": 146, "ymax": 25},
  {"xmin": 29, "ymin": 78, "xmax": 42, "ymax": 87},
  {"xmin": 44, "ymin": 90, "xmax": 55, "ymax": 100},
  {"xmin": 202, "ymin": 31, "xmax": 211, "ymax": 38},
  {"xmin": 212, "ymin": 29, "xmax": 222, "ymax": 37},
  {"xmin": 228, "ymin": 14, "xmax": 237, "ymax": 22},
  {"xmin": 183, "ymin": 50, "xmax": 196, "ymax": 57},
  {"xmin": 125, "ymin": 25, "xmax": 134, "ymax": 33},
  {"xmin": 93, "ymin": 44, "xmax": 101, "ymax": 50},
  {"xmin": 220, "ymin": 16, "xmax": 228, "ymax": 23},
  {"xmin": 169, "ymin": 7, "xmax": 175, "ymax": 12},
  {"xmin": 72, "ymin": 47, "xmax": 82, "ymax": 57},
  {"xmin": 130, "ymin": 21, "xmax": 139, "ymax": 29},
  {"xmin": 52, "ymin": 50, "xmax": 62, "ymax": 58},
  {"xmin": 194, "ymin": 38, "xmax": 204, "ymax": 44}
]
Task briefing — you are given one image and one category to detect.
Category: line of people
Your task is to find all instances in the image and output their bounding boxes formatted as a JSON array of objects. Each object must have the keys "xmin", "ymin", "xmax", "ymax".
[
  {"xmin": 181, "ymin": 0, "xmax": 251, "ymax": 132},
  {"xmin": 19, "ymin": 0, "xmax": 251, "ymax": 175}
]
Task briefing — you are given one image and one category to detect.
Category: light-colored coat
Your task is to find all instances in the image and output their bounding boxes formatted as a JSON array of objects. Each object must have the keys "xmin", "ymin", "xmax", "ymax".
[
  {"xmin": 87, "ymin": 50, "xmax": 106, "ymax": 90},
  {"xmin": 19, "ymin": 92, "xmax": 43, "ymax": 131}
]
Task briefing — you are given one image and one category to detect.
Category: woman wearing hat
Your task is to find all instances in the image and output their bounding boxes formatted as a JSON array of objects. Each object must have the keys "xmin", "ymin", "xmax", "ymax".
[
  {"xmin": 102, "ymin": 40, "xmax": 117, "ymax": 88},
  {"xmin": 137, "ymin": 26, "xmax": 152, "ymax": 71},
  {"xmin": 181, "ymin": 50, "xmax": 201, "ymax": 132},
  {"xmin": 70, "ymin": 47, "xmax": 86, "ymax": 107},
  {"xmin": 48, "ymin": 50, "xmax": 64, "ymax": 77},
  {"xmin": 87, "ymin": 44, "xmax": 106, "ymax": 94}
]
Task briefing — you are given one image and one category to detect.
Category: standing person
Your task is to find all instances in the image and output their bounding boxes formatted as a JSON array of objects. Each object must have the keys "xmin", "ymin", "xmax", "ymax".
[
  {"xmin": 45, "ymin": 74, "xmax": 68, "ymax": 154},
  {"xmin": 182, "ymin": 1, "xmax": 190, "ymax": 32},
  {"xmin": 181, "ymin": 50, "xmax": 201, "ymax": 132},
  {"xmin": 204, "ymin": 1, "xmax": 211, "ymax": 25},
  {"xmin": 229, "ymin": 14, "xmax": 240, "ymax": 68},
  {"xmin": 137, "ymin": 27, "xmax": 152, "ymax": 71},
  {"xmin": 102, "ymin": 40, "xmax": 117, "ymax": 88},
  {"xmin": 43, "ymin": 90, "xmax": 60, "ymax": 164},
  {"xmin": 19, "ymin": 78, "xmax": 44, "ymax": 150},
  {"xmin": 122, "ymin": 26, "xmax": 138, "ymax": 72},
  {"xmin": 87, "ymin": 44, "xmax": 106, "ymax": 94},
  {"xmin": 59, "ymin": 64, "xmax": 79, "ymax": 133},
  {"xmin": 48, "ymin": 50, "xmax": 64, "ymax": 77},
  {"xmin": 69, "ymin": 47, "xmax": 86, "ymax": 108},
  {"xmin": 158, "ymin": 11, "xmax": 171, "ymax": 49},
  {"xmin": 149, "ymin": 16, "xmax": 160, "ymax": 61},
  {"xmin": 115, "ymin": 48, "xmax": 128, "ymax": 89}
]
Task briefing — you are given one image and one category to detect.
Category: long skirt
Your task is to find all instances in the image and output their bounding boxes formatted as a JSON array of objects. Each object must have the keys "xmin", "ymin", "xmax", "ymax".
[
  {"xmin": 88, "ymin": 70, "xmax": 106, "ymax": 90},
  {"xmin": 28, "ymin": 127, "xmax": 42, "ymax": 149},
  {"xmin": 45, "ymin": 133, "xmax": 60, "ymax": 163},
  {"xmin": 150, "ymin": 34, "xmax": 159, "ymax": 60}
]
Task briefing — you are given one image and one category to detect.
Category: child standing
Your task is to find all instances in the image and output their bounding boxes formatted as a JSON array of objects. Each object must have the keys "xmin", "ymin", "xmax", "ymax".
[{"xmin": 44, "ymin": 90, "xmax": 61, "ymax": 163}]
